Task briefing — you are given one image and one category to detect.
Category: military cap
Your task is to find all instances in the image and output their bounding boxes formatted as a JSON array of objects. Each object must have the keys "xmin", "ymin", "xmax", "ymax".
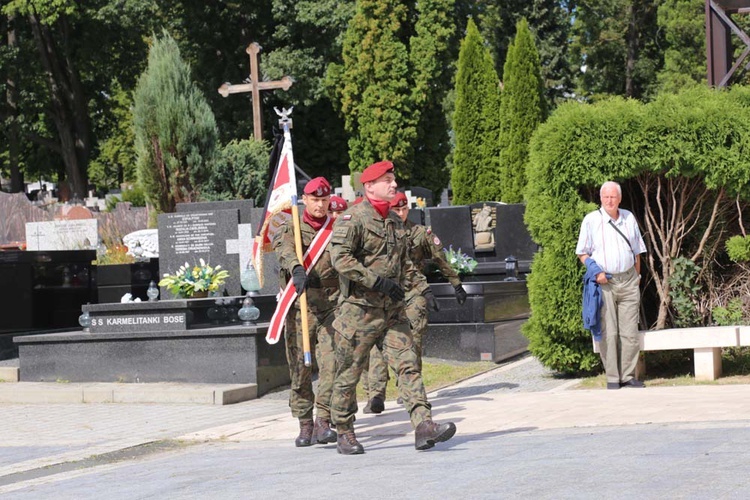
[
  {"xmin": 329, "ymin": 195, "xmax": 348, "ymax": 212},
  {"xmin": 303, "ymin": 177, "xmax": 331, "ymax": 197},
  {"xmin": 359, "ymin": 160, "xmax": 394, "ymax": 183},
  {"xmin": 390, "ymin": 192, "xmax": 408, "ymax": 208}
]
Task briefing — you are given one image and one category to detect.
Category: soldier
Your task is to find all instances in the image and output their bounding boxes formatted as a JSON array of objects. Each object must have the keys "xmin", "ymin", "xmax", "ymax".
[
  {"xmin": 328, "ymin": 195, "xmax": 348, "ymax": 219},
  {"xmin": 362, "ymin": 192, "xmax": 468, "ymax": 414},
  {"xmin": 329, "ymin": 160, "xmax": 456, "ymax": 455},
  {"xmin": 273, "ymin": 177, "xmax": 339, "ymax": 447}
]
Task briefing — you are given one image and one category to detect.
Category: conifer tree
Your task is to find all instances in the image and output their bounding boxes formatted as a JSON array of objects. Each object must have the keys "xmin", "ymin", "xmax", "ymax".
[
  {"xmin": 336, "ymin": 0, "xmax": 414, "ymax": 174},
  {"xmin": 133, "ymin": 31, "xmax": 218, "ymax": 218},
  {"xmin": 491, "ymin": 18, "xmax": 546, "ymax": 203},
  {"xmin": 451, "ymin": 18, "xmax": 502, "ymax": 205},
  {"xmin": 656, "ymin": 0, "xmax": 705, "ymax": 93}
]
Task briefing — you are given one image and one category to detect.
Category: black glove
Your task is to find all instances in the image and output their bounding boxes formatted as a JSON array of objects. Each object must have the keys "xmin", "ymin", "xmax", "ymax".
[
  {"xmin": 291, "ymin": 265, "xmax": 308, "ymax": 294},
  {"xmin": 454, "ymin": 284, "xmax": 467, "ymax": 305},
  {"xmin": 373, "ymin": 276, "xmax": 405, "ymax": 301},
  {"xmin": 424, "ymin": 289, "xmax": 440, "ymax": 312}
]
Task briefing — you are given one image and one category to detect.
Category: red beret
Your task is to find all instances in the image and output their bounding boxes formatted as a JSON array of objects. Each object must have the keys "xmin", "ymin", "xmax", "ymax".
[
  {"xmin": 359, "ymin": 160, "xmax": 394, "ymax": 184},
  {"xmin": 329, "ymin": 195, "xmax": 348, "ymax": 212},
  {"xmin": 390, "ymin": 192, "xmax": 408, "ymax": 208},
  {"xmin": 303, "ymin": 177, "xmax": 331, "ymax": 197}
]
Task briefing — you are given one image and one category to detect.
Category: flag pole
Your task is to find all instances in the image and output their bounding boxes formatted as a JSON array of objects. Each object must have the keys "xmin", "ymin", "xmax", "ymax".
[{"xmin": 279, "ymin": 111, "xmax": 313, "ymax": 367}]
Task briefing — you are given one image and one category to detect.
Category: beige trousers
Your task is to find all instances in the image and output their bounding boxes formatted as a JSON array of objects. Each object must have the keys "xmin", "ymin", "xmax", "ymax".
[{"xmin": 599, "ymin": 266, "xmax": 641, "ymax": 384}]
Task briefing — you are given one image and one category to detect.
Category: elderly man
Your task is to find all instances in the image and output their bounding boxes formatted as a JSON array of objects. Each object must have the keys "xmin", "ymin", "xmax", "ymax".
[
  {"xmin": 329, "ymin": 160, "xmax": 456, "ymax": 454},
  {"xmin": 273, "ymin": 177, "xmax": 339, "ymax": 447},
  {"xmin": 576, "ymin": 181, "xmax": 647, "ymax": 390}
]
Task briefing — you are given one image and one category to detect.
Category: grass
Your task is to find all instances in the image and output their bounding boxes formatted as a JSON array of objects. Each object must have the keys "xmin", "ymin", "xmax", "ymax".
[
  {"xmin": 575, "ymin": 347, "xmax": 750, "ymax": 389},
  {"xmin": 357, "ymin": 359, "xmax": 496, "ymax": 401}
]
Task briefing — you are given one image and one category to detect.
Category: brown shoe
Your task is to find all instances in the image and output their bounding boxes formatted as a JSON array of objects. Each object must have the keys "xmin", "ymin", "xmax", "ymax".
[
  {"xmin": 363, "ymin": 396, "xmax": 385, "ymax": 414},
  {"xmin": 415, "ymin": 420, "xmax": 456, "ymax": 450},
  {"xmin": 295, "ymin": 419, "xmax": 314, "ymax": 447},
  {"xmin": 336, "ymin": 430, "xmax": 365, "ymax": 455},
  {"xmin": 313, "ymin": 417, "xmax": 337, "ymax": 444}
]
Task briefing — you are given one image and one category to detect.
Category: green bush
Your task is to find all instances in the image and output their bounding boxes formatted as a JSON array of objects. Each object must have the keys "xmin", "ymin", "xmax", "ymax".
[
  {"xmin": 524, "ymin": 85, "xmax": 750, "ymax": 374},
  {"xmin": 202, "ymin": 139, "xmax": 270, "ymax": 206},
  {"xmin": 725, "ymin": 235, "xmax": 750, "ymax": 263}
]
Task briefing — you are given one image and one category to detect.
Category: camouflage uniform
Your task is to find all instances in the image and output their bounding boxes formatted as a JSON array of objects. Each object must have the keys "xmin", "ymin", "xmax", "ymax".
[
  {"xmin": 363, "ymin": 221, "xmax": 462, "ymax": 399},
  {"xmin": 329, "ymin": 200, "xmax": 431, "ymax": 432},
  {"xmin": 273, "ymin": 214, "xmax": 339, "ymax": 422}
]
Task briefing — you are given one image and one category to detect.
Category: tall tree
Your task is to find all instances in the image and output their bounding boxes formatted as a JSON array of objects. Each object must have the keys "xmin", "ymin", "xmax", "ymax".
[
  {"xmin": 490, "ymin": 18, "xmax": 546, "ymax": 203},
  {"xmin": 334, "ymin": 0, "xmax": 414, "ymax": 175},
  {"xmin": 329, "ymin": 0, "xmax": 455, "ymax": 195},
  {"xmin": 451, "ymin": 18, "xmax": 502, "ymax": 205},
  {"xmin": 133, "ymin": 31, "xmax": 218, "ymax": 217},
  {"xmin": 656, "ymin": 0, "xmax": 705, "ymax": 93},
  {"xmin": 571, "ymin": 0, "xmax": 662, "ymax": 101}
]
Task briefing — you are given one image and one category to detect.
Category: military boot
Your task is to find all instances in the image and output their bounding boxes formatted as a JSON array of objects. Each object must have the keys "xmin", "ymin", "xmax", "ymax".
[
  {"xmin": 414, "ymin": 420, "xmax": 457, "ymax": 450},
  {"xmin": 313, "ymin": 417, "xmax": 337, "ymax": 444},
  {"xmin": 295, "ymin": 419, "xmax": 314, "ymax": 447},
  {"xmin": 336, "ymin": 430, "xmax": 365, "ymax": 455},
  {"xmin": 363, "ymin": 396, "xmax": 385, "ymax": 414}
]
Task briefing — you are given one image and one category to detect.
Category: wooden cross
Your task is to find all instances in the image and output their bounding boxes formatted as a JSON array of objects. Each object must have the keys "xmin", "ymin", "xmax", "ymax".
[{"xmin": 218, "ymin": 43, "xmax": 293, "ymax": 141}]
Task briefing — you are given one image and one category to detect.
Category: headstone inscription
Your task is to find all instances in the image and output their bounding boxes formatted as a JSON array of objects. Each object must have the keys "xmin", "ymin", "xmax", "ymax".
[
  {"xmin": 158, "ymin": 210, "xmax": 242, "ymax": 297},
  {"xmin": 25, "ymin": 219, "xmax": 98, "ymax": 251}
]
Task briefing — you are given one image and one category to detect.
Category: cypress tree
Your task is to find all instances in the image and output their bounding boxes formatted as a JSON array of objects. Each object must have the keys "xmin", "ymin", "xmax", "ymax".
[
  {"xmin": 133, "ymin": 31, "xmax": 218, "ymax": 219},
  {"xmin": 337, "ymin": 0, "xmax": 414, "ymax": 174},
  {"xmin": 491, "ymin": 18, "xmax": 546, "ymax": 203},
  {"xmin": 451, "ymin": 18, "xmax": 502, "ymax": 205},
  {"xmin": 656, "ymin": 0, "xmax": 706, "ymax": 93}
]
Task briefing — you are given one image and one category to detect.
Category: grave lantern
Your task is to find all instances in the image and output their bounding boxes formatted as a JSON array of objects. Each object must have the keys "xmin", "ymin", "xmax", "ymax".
[
  {"xmin": 78, "ymin": 305, "xmax": 91, "ymax": 332},
  {"xmin": 504, "ymin": 255, "xmax": 518, "ymax": 281},
  {"xmin": 238, "ymin": 293, "xmax": 260, "ymax": 325}
]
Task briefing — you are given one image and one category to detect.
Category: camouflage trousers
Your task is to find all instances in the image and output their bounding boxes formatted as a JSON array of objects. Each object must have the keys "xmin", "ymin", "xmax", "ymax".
[
  {"xmin": 330, "ymin": 301, "xmax": 432, "ymax": 432},
  {"xmin": 362, "ymin": 293, "xmax": 428, "ymax": 399},
  {"xmin": 285, "ymin": 306, "xmax": 336, "ymax": 421}
]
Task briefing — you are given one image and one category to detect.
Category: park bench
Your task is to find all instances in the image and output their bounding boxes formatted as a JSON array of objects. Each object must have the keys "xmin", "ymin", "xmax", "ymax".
[{"xmin": 593, "ymin": 326, "xmax": 747, "ymax": 381}]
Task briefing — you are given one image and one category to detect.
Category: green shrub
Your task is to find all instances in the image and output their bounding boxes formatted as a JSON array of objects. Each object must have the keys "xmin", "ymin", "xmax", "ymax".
[{"xmin": 725, "ymin": 235, "xmax": 750, "ymax": 263}]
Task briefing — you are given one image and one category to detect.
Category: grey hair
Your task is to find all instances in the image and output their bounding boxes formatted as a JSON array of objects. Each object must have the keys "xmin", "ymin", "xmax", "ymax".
[{"xmin": 600, "ymin": 181, "xmax": 622, "ymax": 197}]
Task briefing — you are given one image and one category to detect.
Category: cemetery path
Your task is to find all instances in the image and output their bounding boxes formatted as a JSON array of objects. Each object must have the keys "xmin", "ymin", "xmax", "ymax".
[{"xmin": 2, "ymin": 355, "xmax": 750, "ymax": 497}]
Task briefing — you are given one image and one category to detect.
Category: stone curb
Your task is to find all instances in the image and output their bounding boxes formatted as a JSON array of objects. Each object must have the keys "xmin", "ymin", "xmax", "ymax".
[{"xmin": 0, "ymin": 382, "xmax": 257, "ymax": 405}]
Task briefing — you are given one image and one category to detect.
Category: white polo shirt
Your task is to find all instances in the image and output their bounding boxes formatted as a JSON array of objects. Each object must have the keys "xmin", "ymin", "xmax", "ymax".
[{"xmin": 576, "ymin": 208, "xmax": 646, "ymax": 274}]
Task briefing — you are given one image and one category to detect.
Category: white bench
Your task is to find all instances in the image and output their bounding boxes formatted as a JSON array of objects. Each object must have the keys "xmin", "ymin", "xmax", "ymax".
[{"xmin": 593, "ymin": 326, "xmax": 743, "ymax": 381}]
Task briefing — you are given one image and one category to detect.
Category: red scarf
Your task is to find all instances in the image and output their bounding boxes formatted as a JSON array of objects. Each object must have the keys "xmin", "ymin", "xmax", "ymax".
[
  {"xmin": 303, "ymin": 209, "xmax": 327, "ymax": 230},
  {"xmin": 367, "ymin": 196, "xmax": 391, "ymax": 218}
]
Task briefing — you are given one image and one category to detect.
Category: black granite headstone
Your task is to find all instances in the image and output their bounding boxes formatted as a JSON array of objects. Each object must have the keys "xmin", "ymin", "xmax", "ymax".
[
  {"xmin": 407, "ymin": 186, "xmax": 433, "ymax": 207},
  {"xmin": 176, "ymin": 200, "xmax": 254, "ymax": 227},
  {"xmin": 426, "ymin": 206, "xmax": 475, "ymax": 257},
  {"xmin": 158, "ymin": 210, "xmax": 242, "ymax": 297}
]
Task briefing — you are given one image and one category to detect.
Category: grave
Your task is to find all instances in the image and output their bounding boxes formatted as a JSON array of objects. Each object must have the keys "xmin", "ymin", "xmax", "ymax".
[
  {"xmin": 15, "ymin": 198, "xmax": 289, "ymax": 396},
  {"xmin": 15, "ymin": 295, "xmax": 289, "ymax": 395},
  {"xmin": 0, "ymin": 250, "xmax": 96, "ymax": 359},
  {"xmin": 25, "ymin": 219, "xmax": 98, "ymax": 251},
  {"xmin": 422, "ymin": 203, "xmax": 537, "ymax": 362}
]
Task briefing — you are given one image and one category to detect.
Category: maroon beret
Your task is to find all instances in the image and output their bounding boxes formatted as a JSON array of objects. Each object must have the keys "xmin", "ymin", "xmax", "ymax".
[
  {"xmin": 390, "ymin": 192, "xmax": 408, "ymax": 208},
  {"xmin": 329, "ymin": 195, "xmax": 348, "ymax": 212},
  {"xmin": 359, "ymin": 160, "xmax": 394, "ymax": 184},
  {"xmin": 303, "ymin": 177, "xmax": 331, "ymax": 197}
]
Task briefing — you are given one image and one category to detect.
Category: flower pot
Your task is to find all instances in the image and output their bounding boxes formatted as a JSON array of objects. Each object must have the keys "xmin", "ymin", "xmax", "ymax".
[{"xmin": 190, "ymin": 291, "xmax": 209, "ymax": 299}]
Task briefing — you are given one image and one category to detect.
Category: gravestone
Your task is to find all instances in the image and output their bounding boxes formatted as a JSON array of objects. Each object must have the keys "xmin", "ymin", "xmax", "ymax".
[
  {"xmin": 426, "ymin": 206, "xmax": 475, "ymax": 257},
  {"xmin": 407, "ymin": 186, "xmax": 434, "ymax": 207},
  {"xmin": 158, "ymin": 210, "xmax": 243, "ymax": 297},
  {"xmin": 25, "ymin": 219, "xmax": 98, "ymax": 251},
  {"xmin": 468, "ymin": 202, "xmax": 537, "ymax": 274}
]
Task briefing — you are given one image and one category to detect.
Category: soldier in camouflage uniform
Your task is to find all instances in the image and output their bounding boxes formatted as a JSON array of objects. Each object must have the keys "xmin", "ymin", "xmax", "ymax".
[
  {"xmin": 362, "ymin": 192, "xmax": 467, "ymax": 414},
  {"xmin": 273, "ymin": 177, "xmax": 339, "ymax": 447},
  {"xmin": 329, "ymin": 160, "xmax": 457, "ymax": 455}
]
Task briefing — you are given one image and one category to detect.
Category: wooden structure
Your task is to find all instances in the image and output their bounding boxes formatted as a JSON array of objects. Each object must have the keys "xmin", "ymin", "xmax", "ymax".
[
  {"xmin": 706, "ymin": 0, "xmax": 750, "ymax": 86},
  {"xmin": 218, "ymin": 43, "xmax": 293, "ymax": 140}
]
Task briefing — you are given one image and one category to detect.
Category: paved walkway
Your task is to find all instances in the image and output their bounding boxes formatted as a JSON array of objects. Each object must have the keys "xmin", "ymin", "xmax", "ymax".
[{"xmin": 1, "ymin": 355, "xmax": 750, "ymax": 498}]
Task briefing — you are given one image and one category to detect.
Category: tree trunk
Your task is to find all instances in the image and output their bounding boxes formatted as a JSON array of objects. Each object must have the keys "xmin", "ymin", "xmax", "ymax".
[
  {"xmin": 27, "ymin": 12, "xmax": 91, "ymax": 199},
  {"xmin": 6, "ymin": 14, "xmax": 23, "ymax": 193},
  {"xmin": 625, "ymin": 1, "xmax": 638, "ymax": 98}
]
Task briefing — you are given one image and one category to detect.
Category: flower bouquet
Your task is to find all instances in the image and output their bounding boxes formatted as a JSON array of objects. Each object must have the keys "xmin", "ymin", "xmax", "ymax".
[
  {"xmin": 158, "ymin": 259, "xmax": 230, "ymax": 298},
  {"xmin": 444, "ymin": 245, "xmax": 478, "ymax": 275}
]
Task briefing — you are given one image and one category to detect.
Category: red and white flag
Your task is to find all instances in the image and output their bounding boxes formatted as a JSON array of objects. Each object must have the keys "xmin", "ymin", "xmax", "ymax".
[{"xmin": 251, "ymin": 134, "xmax": 297, "ymax": 288}]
